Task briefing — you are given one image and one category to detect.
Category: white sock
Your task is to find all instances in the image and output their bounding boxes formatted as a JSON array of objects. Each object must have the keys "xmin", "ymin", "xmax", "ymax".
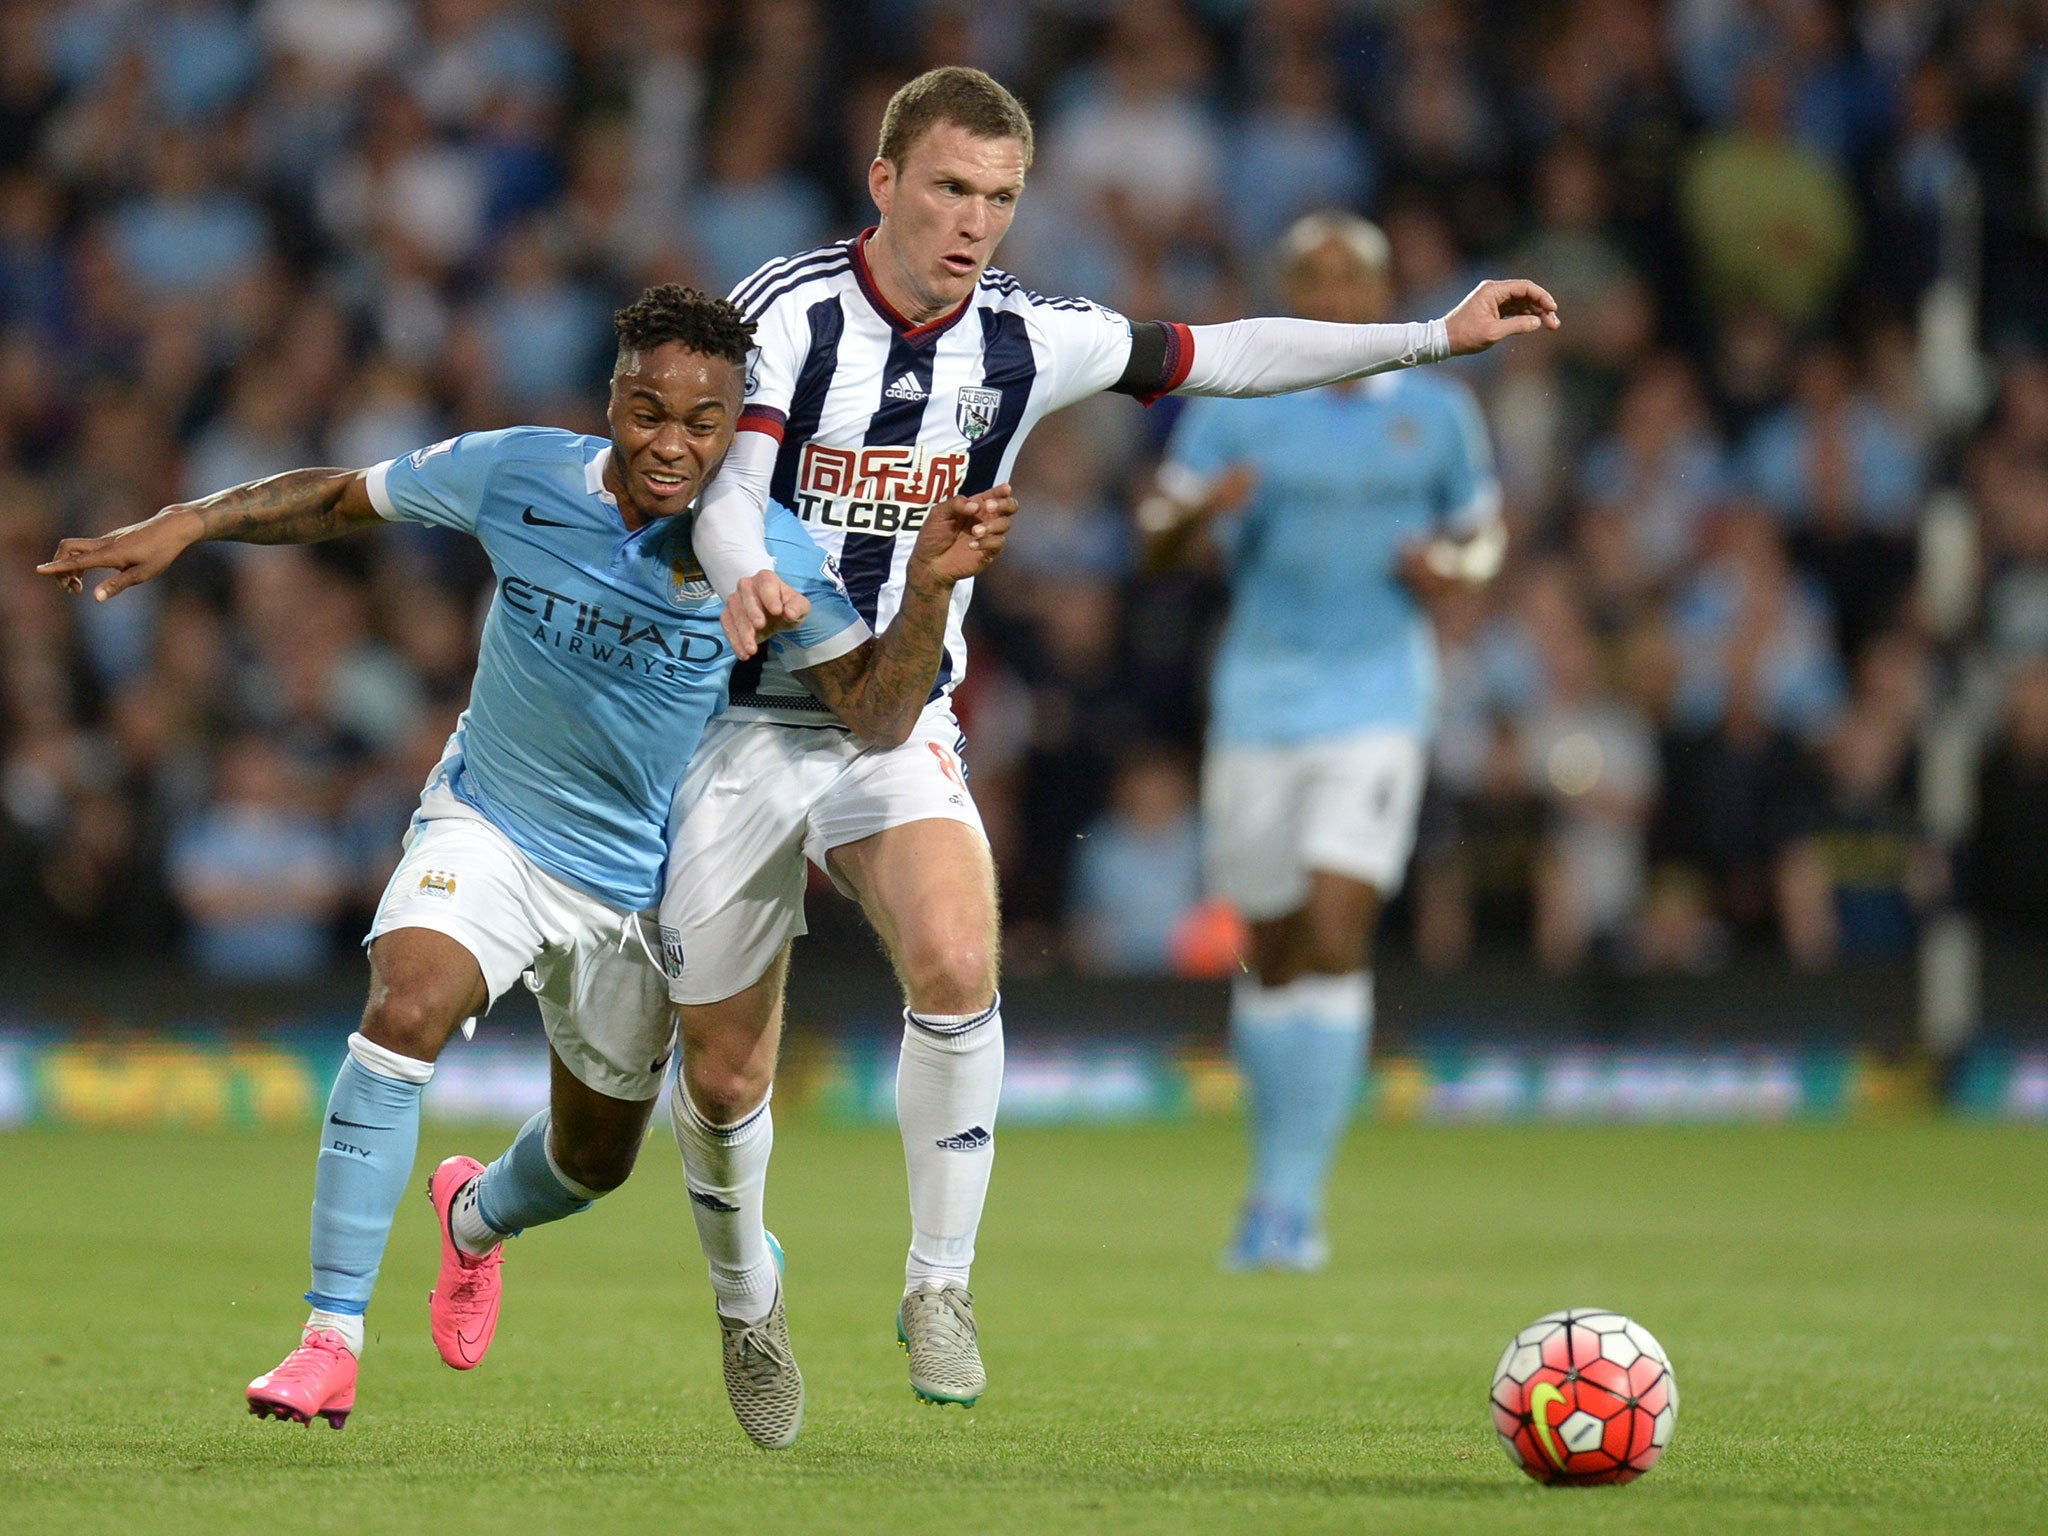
[
  {"xmin": 897, "ymin": 997, "xmax": 1003, "ymax": 1293},
  {"xmin": 447, "ymin": 1173, "xmax": 503, "ymax": 1259},
  {"xmin": 670, "ymin": 1085, "xmax": 778, "ymax": 1323},
  {"xmin": 304, "ymin": 1308, "xmax": 364, "ymax": 1356}
]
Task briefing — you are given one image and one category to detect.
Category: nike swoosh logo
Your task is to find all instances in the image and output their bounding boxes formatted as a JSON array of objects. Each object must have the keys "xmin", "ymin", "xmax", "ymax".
[
  {"xmin": 521, "ymin": 507, "xmax": 574, "ymax": 527},
  {"xmin": 1529, "ymin": 1381, "xmax": 1571, "ymax": 1469},
  {"xmin": 329, "ymin": 1115, "xmax": 392, "ymax": 1131},
  {"xmin": 456, "ymin": 1325, "xmax": 486, "ymax": 1364}
]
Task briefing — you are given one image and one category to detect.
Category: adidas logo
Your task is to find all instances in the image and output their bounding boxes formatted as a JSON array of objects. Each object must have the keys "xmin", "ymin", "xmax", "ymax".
[
  {"xmin": 687, "ymin": 1187, "xmax": 741, "ymax": 1213},
  {"xmin": 934, "ymin": 1125, "xmax": 991, "ymax": 1152},
  {"xmin": 884, "ymin": 373, "xmax": 927, "ymax": 403}
]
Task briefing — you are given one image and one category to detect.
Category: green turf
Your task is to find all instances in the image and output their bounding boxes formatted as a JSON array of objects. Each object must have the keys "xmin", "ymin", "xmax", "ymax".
[{"xmin": 2, "ymin": 1118, "xmax": 2044, "ymax": 1535}]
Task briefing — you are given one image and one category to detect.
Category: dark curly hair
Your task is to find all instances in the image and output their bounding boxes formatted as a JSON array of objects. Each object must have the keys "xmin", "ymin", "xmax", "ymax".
[{"xmin": 612, "ymin": 284, "xmax": 755, "ymax": 369}]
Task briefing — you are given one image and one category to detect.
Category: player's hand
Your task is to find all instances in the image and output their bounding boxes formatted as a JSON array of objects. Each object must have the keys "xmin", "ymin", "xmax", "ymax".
[
  {"xmin": 1397, "ymin": 540, "xmax": 1464, "ymax": 604},
  {"xmin": 1442, "ymin": 279, "xmax": 1561, "ymax": 356},
  {"xmin": 37, "ymin": 506, "xmax": 204, "ymax": 601},
  {"xmin": 721, "ymin": 570, "xmax": 811, "ymax": 661},
  {"xmin": 1204, "ymin": 463, "xmax": 1259, "ymax": 519},
  {"xmin": 1398, "ymin": 524, "xmax": 1508, "ymax": 600},
  {"xmin": 907, "ymin": 485, "xmax": 1017, "ymax": 589}
]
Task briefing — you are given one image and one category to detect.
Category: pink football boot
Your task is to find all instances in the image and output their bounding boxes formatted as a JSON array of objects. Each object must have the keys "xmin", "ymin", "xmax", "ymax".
[
  {"xmin": 246, "ymin": 1329, "xmax": 357, "ymax": 1429},
  {"xmin": 427, "ymin": 1155, "xmax": 503, "ymax": 1369}
]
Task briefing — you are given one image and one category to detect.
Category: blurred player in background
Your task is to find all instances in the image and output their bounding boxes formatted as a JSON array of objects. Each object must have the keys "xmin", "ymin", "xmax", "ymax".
[
  {"xmin": 679, "ymin": 67, "xmax": 1555, "ymax": 1404},
  {"xmin": 1139, "ymin": 214, "xmax": 1507, "ymax": 1271},
  {"xmin": 39, "ymin": 287, "xmax": 1015, "ymax": 1449}
]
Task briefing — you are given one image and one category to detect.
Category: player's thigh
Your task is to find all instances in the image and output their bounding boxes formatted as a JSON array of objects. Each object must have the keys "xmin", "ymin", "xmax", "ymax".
[
  {"xmin": 661, "ymin": 719, "xmax": 840, "ymax": 1008},
  {"xmin": 364, "ymin": 816, "xmax": 554, "ymax": 1056},
  {"xmin": 528, "ymin": 893, "xmax": 676, "ymax": 1107},
  {"xmin": 826, "ymin": 820, "xmax": 999, "ymax": 1012},
  {"xmin": 813, "ymin": 709, "xmax": 998, "ymax": 1010},
  {"xmin": 1244, "ymin": 873, "xmax": 1381, "ymax": 983},
  {"xmin": 675, "ymin": 942, "xmax": 789, "ymax": 1121},
  {"xmin": 544, "ymin": 1041, "xmax": 659, "ymax": 1194},
  {"xmin": 1299, "ymin": 730, "xmax": 1429, "ymax": 900},
  {"xmin": 1202, "ymin": 740, "xmax": 1314, "ymax": 923}
]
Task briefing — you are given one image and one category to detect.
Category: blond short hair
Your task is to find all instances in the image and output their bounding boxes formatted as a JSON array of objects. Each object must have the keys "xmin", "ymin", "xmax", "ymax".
[{"xmin": 1280, "ymin": 212, "xmax": 1392, "ymax": 277}]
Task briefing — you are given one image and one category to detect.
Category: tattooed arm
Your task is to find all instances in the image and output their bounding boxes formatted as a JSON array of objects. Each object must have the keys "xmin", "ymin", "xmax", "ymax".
[
  {"xmin": 794, "ymin": 486, "xmax": 1016, "ymax": 750},
  {"xmin": 37, "ymin": 468, "xmax": 380, "ymax": 601}
]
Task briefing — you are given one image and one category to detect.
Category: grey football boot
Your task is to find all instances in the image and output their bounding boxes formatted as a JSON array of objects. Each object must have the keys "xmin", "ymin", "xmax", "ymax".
[
  {"xmin": 719, "ymin": 1232, "xmax": 804, "ymax": 1448},
  {"xmin": 896, "ymin": 1284, "xmax": 985, "ymax": 1407}
]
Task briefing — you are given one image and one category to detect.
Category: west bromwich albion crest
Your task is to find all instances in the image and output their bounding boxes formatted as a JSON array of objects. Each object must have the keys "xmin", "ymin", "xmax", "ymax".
[{"xmin": 956, "ymin": 386, "xmax": 1002, "ymax": 442}]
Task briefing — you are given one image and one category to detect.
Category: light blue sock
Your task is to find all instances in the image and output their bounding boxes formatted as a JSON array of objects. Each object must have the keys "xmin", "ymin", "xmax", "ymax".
[
  {"xmin": 472, "ymin": 1110, "xmax": 597, "ymax": 1238},
  {"xmin": 305, "ymin": 1033, "xmax": 434, "ymax": 1316},
  {"xmin": 1231, "ymin": 985, "xmax": 1297, "ymax": 1214},
  {"xmin": 1233, "ymin": 974, "xmax": 1372, "ymax": 1226}
]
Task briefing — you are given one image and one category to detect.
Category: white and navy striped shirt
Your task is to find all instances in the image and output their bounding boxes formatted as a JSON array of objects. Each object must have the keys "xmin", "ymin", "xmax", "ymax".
[{"xmin": 722, "ymin": 228, "xmax": 1191, "ymax": 723}]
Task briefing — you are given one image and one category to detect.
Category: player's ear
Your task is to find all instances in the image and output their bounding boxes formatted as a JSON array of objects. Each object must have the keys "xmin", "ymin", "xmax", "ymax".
[{"xmin": 869, "ymin": 156, "xmax": 894, "ymax": 216}]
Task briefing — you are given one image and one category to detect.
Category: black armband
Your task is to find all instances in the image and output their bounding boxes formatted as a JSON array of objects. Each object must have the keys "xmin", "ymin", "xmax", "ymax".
[{"xmin": 1110, "ymin": 321, "xmax": 1194, "ymax": 404}]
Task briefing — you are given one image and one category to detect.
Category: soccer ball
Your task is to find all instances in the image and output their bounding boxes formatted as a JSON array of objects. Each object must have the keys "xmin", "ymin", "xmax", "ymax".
[{"xmin": 1490, "ymin": 1308, "xmax": 1677, "ymax": 1485}]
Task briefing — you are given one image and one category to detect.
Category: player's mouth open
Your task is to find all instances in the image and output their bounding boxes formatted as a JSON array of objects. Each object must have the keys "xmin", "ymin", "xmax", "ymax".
[
  {"xmin": 940, "ymin": 253, "xmax": 976, "ymax": 276},
  {"xmin": 642, "ymin": 468, "xmax": 690, "ymax": 497}
]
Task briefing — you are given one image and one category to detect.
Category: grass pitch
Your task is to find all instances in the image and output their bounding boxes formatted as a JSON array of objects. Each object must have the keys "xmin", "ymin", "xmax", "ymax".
[{"xmin": 2, "ymin": 1117, "xmax": 2044, "ymax": 1535}]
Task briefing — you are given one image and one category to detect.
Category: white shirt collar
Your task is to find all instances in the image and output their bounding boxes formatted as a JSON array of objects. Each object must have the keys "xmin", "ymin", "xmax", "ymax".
[{"xmin": 586, "ymin": 444, "xmax": 617, "ymax": 504}]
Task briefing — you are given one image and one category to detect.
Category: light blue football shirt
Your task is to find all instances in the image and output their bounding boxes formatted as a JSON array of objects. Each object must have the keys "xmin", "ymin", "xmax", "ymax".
[
  {"xmin": 367, "ymin": 426, "xmax": 868, "ymax": 909},
  {"xmin": 1163, "ymin": 370, "xmax": 1498, "ymax": 746}
]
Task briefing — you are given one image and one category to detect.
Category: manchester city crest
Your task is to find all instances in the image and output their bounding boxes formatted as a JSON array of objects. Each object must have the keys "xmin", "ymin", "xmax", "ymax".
[
  {"xmin": 669, "ymin": 548, "xmax": 717, "ymax": 608},
  {"xmin": 956, "ymin": 386, "xmax": 1002, "ymax": 442}
]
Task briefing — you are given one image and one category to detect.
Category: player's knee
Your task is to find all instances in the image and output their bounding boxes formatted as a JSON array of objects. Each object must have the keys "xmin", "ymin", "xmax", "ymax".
[
  {"xmin": 550, "ymin": 1130, "xmax": 639, "ymax": 1197},
  {"xmin": 682, "ymin": 1056, "xmax": 772, "ymax": 1127},
  {"xmin": 1301, "ymin": 887, "xmax": 1379, "ymax": 976},
  {"xmin": 901, "ymin": 936, "xmax": 996, "ymax": 1017},
  {"xmin": 1248, "ymin": 926, "xmax": 1296, "ymax": 987},
  {"xmin": 358, "ymin": 988, "xmax": 460, "ymax": 1063},
  {"xmin": 1303, "ymin": 927, "xmax": 1371, "ymax": 977}
]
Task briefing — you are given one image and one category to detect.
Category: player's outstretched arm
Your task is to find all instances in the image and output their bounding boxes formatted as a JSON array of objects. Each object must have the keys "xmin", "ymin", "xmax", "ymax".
[
  {"xmin": 37, "ymin": 468, "xmax": 381, "ymax": 601},
  {"xmin": 1167, "ymin": 279, "xmax": 1559, "ymax": 400},
  {"xmin": 795, "ymin": 486, "xmax": 1016, "ymax": 749}
]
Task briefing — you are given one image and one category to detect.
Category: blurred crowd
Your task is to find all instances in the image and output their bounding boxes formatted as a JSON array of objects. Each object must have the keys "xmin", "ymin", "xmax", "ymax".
[{"xmin": 3, "ymin": 0, "xmax": 2048, "ymax": 983}]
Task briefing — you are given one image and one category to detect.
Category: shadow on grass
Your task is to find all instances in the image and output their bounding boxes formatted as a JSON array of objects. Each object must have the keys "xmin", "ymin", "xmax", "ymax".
[{"xmin": 4, "ymin": 1416, "xmax": 1536, "ymax": 1504}]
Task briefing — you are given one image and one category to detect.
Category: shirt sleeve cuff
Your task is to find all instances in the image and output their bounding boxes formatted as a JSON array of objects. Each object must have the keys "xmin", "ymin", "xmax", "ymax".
[
  {"xmin": 772, "ymin": 617, "xmax": 873, "ymax": 670},
  {"xmin": 737, "ymin": 405, "xmax": 787, "ymax": 441},
  {"xmin": 365, "ymin": 459, "xmax": 400, "ymax": 520}
]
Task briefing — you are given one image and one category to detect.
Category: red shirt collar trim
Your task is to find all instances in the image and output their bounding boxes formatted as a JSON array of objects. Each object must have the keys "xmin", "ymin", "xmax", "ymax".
[{"xmin": 851, "ymin": 227, "xmax": 974, "ymax": 344}]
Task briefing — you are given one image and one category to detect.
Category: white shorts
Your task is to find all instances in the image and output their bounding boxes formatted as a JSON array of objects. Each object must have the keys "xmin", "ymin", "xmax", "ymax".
[
  {"xmin": 1202, "ymin": 728, "xmax": 1428, "ymax": 921},
  {"xmin": 660, "ymin": 700, "xmax": 986, "ymax": 1005},
  {"xmin": 367, "ymin": 789, "xmax": 674, "ymax": 1101}
]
